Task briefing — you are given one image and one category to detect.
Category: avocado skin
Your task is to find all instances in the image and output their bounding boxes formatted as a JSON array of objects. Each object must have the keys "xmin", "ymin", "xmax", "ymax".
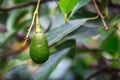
[{"xmin": 30, "ymin": 32, "xmax": 49, "ymax": 64}]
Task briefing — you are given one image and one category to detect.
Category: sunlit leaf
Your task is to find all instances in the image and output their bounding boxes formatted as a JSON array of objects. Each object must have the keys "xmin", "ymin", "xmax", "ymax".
[{"xmin": 60, "ymin": 0, "xmax": 78, "ymax": 14}]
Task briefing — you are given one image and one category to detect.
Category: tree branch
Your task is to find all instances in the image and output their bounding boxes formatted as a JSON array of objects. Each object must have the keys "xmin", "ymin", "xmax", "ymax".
[
  {"xmin": 0, "ymin": 0, "xmax": 54, "ymax": 11},
  {"xmin": 93, "ymin": 0, "xmax": 109, "ymax": 30},
  {"xmin": 86, "ymin": 67, "xmax": 120, "ymax": 80}
]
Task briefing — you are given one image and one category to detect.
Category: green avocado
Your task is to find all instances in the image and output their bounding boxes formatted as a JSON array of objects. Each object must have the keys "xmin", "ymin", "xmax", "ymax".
[{"xmin": 30, "ymin": 32, "xmax": 49, "ymax": 64}]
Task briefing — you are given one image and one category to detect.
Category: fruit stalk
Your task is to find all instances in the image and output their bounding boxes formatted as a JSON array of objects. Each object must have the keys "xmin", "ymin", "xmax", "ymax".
[{"xmin": 23, "ymin": 0, "xmax": 41, "ymax": 46}]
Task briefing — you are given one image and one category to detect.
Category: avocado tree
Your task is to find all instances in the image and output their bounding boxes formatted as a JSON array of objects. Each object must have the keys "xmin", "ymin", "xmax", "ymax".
[{"xmin": 0, "ymin": 0, "xmax": 120, "ymax": 80}]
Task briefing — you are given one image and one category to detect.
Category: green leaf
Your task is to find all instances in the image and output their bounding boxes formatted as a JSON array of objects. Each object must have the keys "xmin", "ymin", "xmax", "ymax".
[
  {"xmin": 5, "ymin": 64, "xmax": 31, "ymax": 80},
  {"xmin": 60, "ymin": 0, "xmax": 78, "ymax": 14},
  {"xmin": 102, "ymin": 32, "xmax": 119, "ymax": 52},
  {"xmin": 33, "ymin": 48, "xmax": 70, "ymax": 80},
  {"xmin": 98, "ymin": 26, "xmax": 119, "ymax": 59},
  {"xmin": 71, "ymin": 9, "xmax": 97, "ymax": 19},
  {"xmin": 0, "ymin": 9, "xmax": 29, "ymax": 47},
  {"xmin": 6, "ymin": 9, "xmax": 28, "ymax": 31},
  {"xmin": 66, "ymin": 27, "xmax": 99, "ymax": 39},
  {"xmin": 101, "ymin": 31, "xmax": 119, "ymax": 58},
  {"xmin": 40, "ymin": 16, "xmax": 51, "ymax": 31},
  {"xmin": 70, "ymin": 0, "xmax": 91, "ymax": 17},
  {"xmin": 73, "ymin": 54, "xmax": 95, "ymax": 79},
  {"xmin": 98, "ymin": 27, "xmax": 115, "ymax": 46},
  {"xmin": 56, "ymin": 39, "xmax": 76, "ymax": 59},
  {"xmin": 56, "ymin": 39, "xmax": 76, "ymax": 50},
  {"xmin": 3, "ymin": 59, "xmax": 26, "ymax": 74},
  {"xmin": 39, "ymin": 3, "xmax": 50, "ymax": 16},
  {"xmin": 16, "ymin": 52, "xmax": 30, "ymax": 61},
  {"xmin": 0, "ymin": 20, "xmax": 30, "ymax": 47},
  {"xmin": 50, "ymin": 13, "xmax": 64, "ymax": 29},
  {"xmin": 0, "ymin": 0, "xmax": 3, "ymax": 5},
  {"xmin": 112, "ymin": 60, "xmax": 120, "ymax": 68},
  {"xmin": 0, "ymin": 12, "xmax": 8, "ymax": 24},
  {"xmin": 99, "ymin": 14, "xmax": 118, "ymax": 47},
  {"xmin": 110, "ymin": 14, "xmax": 120, "ymax": 29},
  {"xmin": 100, "ymin": 0, "xmax": 109, "ymax": 18},
  {"xmin": 111, "ymin": 0, "xmax": 120, "ymax": 5},
  {"xmin": 46, "ymin": 19, "xmax": 88, "ymax": 46}
]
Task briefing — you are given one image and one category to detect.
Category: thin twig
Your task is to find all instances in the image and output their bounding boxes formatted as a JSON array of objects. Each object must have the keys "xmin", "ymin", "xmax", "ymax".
[
  {"xmin": 93, "ymin": 0, "xmax": 109, "ymax": 30},
  {"xmin": 23, "ymin": 0, "xmax": 41, "ymax": 46},
  {"xmin": 0, "ymin": 41, "xmax": 29, "ymax": 60},
  {"xmin": 86, "ymin": 69, "xmax": 104, "ymax": 80}
]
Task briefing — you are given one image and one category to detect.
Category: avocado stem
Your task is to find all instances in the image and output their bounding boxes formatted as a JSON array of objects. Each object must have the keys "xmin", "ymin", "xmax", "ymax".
[{"xmin": 23, "ymin": 0, "xmax": 41, "ymax": 46}]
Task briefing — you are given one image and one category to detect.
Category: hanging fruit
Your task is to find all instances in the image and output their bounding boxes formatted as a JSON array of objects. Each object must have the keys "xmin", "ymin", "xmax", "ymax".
[{"xmin": 23, "ymin": 0, "xmax": 49, "ymax": 64}]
